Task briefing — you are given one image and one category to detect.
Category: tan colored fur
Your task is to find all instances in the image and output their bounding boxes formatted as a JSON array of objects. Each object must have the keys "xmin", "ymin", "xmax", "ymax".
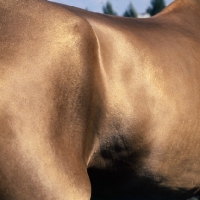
[{"xmin": 0, "ymin": 0, "xmax": 200, "ymax": 199}]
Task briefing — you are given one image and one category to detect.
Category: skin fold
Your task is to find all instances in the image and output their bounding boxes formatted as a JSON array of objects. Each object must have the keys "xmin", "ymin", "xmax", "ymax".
[{"xmin": 0, "ymin": 0, "xmax": 200, "ymax": 199}]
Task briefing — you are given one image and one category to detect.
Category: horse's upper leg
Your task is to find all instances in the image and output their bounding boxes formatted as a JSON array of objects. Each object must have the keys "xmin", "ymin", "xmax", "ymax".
[{"xmin": 0, "ymin": 113, "xmax": 91, "ymax": 200}]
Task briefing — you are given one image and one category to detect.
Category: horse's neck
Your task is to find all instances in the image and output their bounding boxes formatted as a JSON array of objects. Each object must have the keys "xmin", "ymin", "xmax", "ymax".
[
  {"xmin": 174, "ymin": 0, "xmax": 200, "ymax": 6},
  {"xmin": 163, "ymin": 0, "xmax": 200, "ymax": 16}
]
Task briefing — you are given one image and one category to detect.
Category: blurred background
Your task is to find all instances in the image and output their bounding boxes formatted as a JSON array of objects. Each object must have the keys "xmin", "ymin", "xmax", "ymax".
[{"xmin": 49, "ymin": 0, "xmax": 174, "ymax": 18}]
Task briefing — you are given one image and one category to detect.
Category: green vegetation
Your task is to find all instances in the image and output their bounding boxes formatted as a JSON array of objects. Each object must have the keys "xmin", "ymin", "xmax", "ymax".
[
  {"xmin": 101, "ymin": 0, "xmax": 166, "ymax": 17},
  {"xmin": 146, "ymin": 0, "xmax": 166, "ymax": 16},
  {"xmin": 103, "ymin": 1, "xmax": 117, "ymax": 15},
  {"xmin": 123, "ymin": 3, "xmax": 137, "ymax": 18}
]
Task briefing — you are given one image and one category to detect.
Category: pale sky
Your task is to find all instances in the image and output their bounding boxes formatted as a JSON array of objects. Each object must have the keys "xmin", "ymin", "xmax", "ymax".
[{"xmin": 49, "ymin": 0, "xmax": 174, "ymax": 15}]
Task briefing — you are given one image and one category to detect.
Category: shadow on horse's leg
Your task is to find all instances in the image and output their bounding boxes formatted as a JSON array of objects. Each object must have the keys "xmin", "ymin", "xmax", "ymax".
[
  {"xmin": 187, "ymin": 196, "xmax": 200, "ymax": 200},
  {"xmin": 90, "ymin": 195, "xmax": 200, "ymax": 200}
]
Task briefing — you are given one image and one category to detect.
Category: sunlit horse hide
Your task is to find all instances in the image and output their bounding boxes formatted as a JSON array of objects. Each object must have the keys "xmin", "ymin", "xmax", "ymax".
[{"xmin": 0, "ymin": 0, "xmax": 200, "ymax": 199}]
